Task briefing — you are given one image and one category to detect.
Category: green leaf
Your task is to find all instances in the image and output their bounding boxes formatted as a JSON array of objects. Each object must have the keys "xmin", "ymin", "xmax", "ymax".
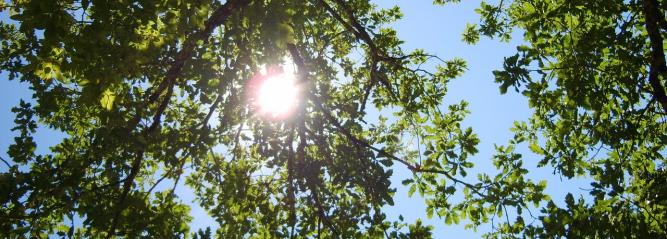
[
  {"xmin": 100, "ymin": 88, "xmax": 116, "ymax": 111},
  {"xmin": 529, "ymin": 142, "xmax": 544, "ymax": 154}
]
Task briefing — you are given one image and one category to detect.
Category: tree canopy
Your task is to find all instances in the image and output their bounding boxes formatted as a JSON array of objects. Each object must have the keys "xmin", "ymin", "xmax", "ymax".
[
  {"xmin": 0, "ymin": 0, "xmax": 665, "ymax": 238},
  {"xmin": 467, "ymin": 0, "xmax": 667, "ymax": 237}
]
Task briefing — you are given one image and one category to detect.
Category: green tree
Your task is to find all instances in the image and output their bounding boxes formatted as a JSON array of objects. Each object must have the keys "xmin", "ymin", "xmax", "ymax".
[
  {"xmin": 5, "ymin": 0, "xmax": 663, "ymax": 238},
  {"xmin": 0, "ymin": 0, "xmax": 511, "ymax": 238},
  {"xmin": 459, "ymin": 0, "xmax": 667, "ymax": 237}
]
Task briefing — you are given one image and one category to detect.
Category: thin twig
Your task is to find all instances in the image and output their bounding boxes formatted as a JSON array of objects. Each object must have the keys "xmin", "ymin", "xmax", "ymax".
[{"xmin": 0, "ymin": 156, "xmax": 12, "ymax": 168}]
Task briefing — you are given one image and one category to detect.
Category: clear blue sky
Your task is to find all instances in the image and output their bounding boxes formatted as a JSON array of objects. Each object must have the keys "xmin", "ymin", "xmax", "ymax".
[
  {"xmin": 0, "ymin": 1, "xmax": 592, "ymax": 237},
  {"xmin": 373, "ymin": 1, "xmax": 591, "ymax": 237}
]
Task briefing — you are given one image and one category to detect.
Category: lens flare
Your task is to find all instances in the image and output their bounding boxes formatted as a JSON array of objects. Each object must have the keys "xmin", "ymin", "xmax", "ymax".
[
  {"xmin": 256, "ymin": 73, "xmax": 298, "ymax": 118},
  {"xmin": 247, "ymin": 58, "xmax": 300, "ymax": 120}
]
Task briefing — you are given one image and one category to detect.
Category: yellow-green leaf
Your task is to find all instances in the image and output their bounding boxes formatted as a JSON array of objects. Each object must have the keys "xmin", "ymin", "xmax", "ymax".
[{"xmin": 100, "ymin": 89, "xmax": 116, "ymax": 111}]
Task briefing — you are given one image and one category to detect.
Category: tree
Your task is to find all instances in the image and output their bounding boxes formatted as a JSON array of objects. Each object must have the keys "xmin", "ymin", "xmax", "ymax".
[
  {"xmin": 460, "ymin": 0, "xmax": 667, "ymax": 237},
  {"xmin": 3, "ymin": 0, "xmax": 662, "ymax": 238},
  {"xmin": 0, "ymin": 0, "xmax": 512, "ymax": 238}
]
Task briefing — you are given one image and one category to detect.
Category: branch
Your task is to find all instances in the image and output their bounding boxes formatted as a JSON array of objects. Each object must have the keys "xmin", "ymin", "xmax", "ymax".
[
  {"xmin": 286, "ymin": 44, "xmax": 310, "ymax": 165},
  {"xmin": 148, "ymin": 0, "xmax": 251, "ymax": 104},
  {"xmin": 198, "ymin": 95, "xmax": 223, "ymax": 128},
  {"xmin": 286, "ymin": 127, "xmax": 297, "ymax": 238},
  {"xmin": 310, "ymin": 186, "xmax": 339, "ymax": 238},
  {"xmin": 0, "ymin": 156, "xmax": 12, "ymax": 168},
  {"xmin": 145, "ymin": 83, "xmax": 225, "ymax": 200},
  {"xmin": 105, "ymin": 0, "xmax": 249, "ymax": 237},
  {"xmin": 318, "ymin": 0, "xmax": 398, "ymax": 102},
  {"xmin": 294, "ymin": 37, "xmax": 487, "ymax": 198},
  {"xmin": 288, "ymin": 40, "xmax": 488, "ymax": 202},
  {"xmin": 106, "ymin": 150, "xmax": 144, "ymax": 239},
  {"xmin": 318, "ymin": 105, "xmax": 487, "ymax": 199},
  {"xmin": 291, "ymin": 59, "xmax": 307, "ymax": 239},
  {"xmin": 316, "ymin": 0, "xmax": 373, "ymax": 51},
  {"xmin": 642, "ymin": 0, "xmax": 667, "ymax": 114},
  {"xmin": 288, "ymin": 43, "xmax": 340, "ymax": 237},
  {"xmin": 106, "ymin": 79, "xmax": 173, "ymax": 237}
]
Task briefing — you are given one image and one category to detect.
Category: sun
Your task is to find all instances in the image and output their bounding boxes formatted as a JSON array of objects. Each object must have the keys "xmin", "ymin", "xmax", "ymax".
[
  {"xmin": 257, "ymin": 74, "xmax": 298, "ymax": 117},
  {"xmin": 252, "ymin": 62, "xmax": 299, "ymax": 119}
]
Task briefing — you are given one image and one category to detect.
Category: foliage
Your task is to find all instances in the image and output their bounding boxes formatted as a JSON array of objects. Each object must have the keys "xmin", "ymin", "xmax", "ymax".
[
  {"xmin": 0, "ymin": 0, "xmax": 497, "ymax": 238},
  {"xmin": 3, "ymin": 0, "xmax": 665, "ymax": 238},
  {"xmin": 465, "ymin": 0, "xmax": 667, "ymax": 237}
]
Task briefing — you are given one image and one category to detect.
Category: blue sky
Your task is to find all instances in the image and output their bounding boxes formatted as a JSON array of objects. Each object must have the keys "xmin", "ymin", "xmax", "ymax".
[
  {"xmin": 375, "ymin": 1, "xmax": 525, "ymax": 236},
  {"xmin": 373, "ymin": 1, "xmax": 592, "ymax": 237},
  {"xmin": 0, "ymin": 1, "xmax": 593, "ymax": 237}
]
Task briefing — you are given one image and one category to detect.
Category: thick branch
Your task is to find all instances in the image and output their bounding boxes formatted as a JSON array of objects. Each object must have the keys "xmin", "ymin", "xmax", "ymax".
[
  {"xmin": 318, "ymin": 0, "xmax": 398, "ymax": 101},
  {"xmin": 287, "ymin": 127, "xmax": 297, "ymax": 237},
  {"xmin": 642, "ymin": 0, "xmax": 667, "ymax": 113},
  {"xmin": 106, "ymin": 150, "xmax": 144, "ymax": 239},
  {"xmin": 105, "ymin": 1, "xmax": 249, "ymax": 237},
  {"xmin": 148, "ymin": 0, "xmax": 250, "ymax": 103},
  {"xmin": 289, "ymin": 43, "xmax": 342, "ymax": 238},
  {"xmin": 310, "ymin": 186, "xmax": 339, "ymax": 237}
]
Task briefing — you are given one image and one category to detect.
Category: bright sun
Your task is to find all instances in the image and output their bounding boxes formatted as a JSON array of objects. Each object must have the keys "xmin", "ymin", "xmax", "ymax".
[{"xmin": 254, "ymin": 62, "xmax": 299, "ymax": 119}]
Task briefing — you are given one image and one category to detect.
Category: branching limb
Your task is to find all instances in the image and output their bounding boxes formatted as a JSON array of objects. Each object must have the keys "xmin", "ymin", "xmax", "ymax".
[
  {"xmin": 105, "ymin": 1, "xmax": 249, "ymax": 237},
  {"xmin": 145, "ymin": 85, "xmax": 224, "ymax": 199},
  {"xmin": 310, "ymin": 186, "xmax": 339, "ymax": 238},
  {"xmin": 316, "ymin": 104, "xmax": 488, "ymax": 199},
  {"xmin": 288, "ymin": 38, "xmax": 488, "ymax": 223},
  {"xmin": 147, "ymin": 0, "xmax": 251, "ymax": 104},
  {"xmin": 106, "ymin": 150, "xmax": 144, "ymax": 239},
  {"xmin": 318, "ymin": 0, "xmax": 398, "ymax": 101},
  {"xmin": 288, "ymin": 42, "xmax": 342, "ymax": 239}
]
